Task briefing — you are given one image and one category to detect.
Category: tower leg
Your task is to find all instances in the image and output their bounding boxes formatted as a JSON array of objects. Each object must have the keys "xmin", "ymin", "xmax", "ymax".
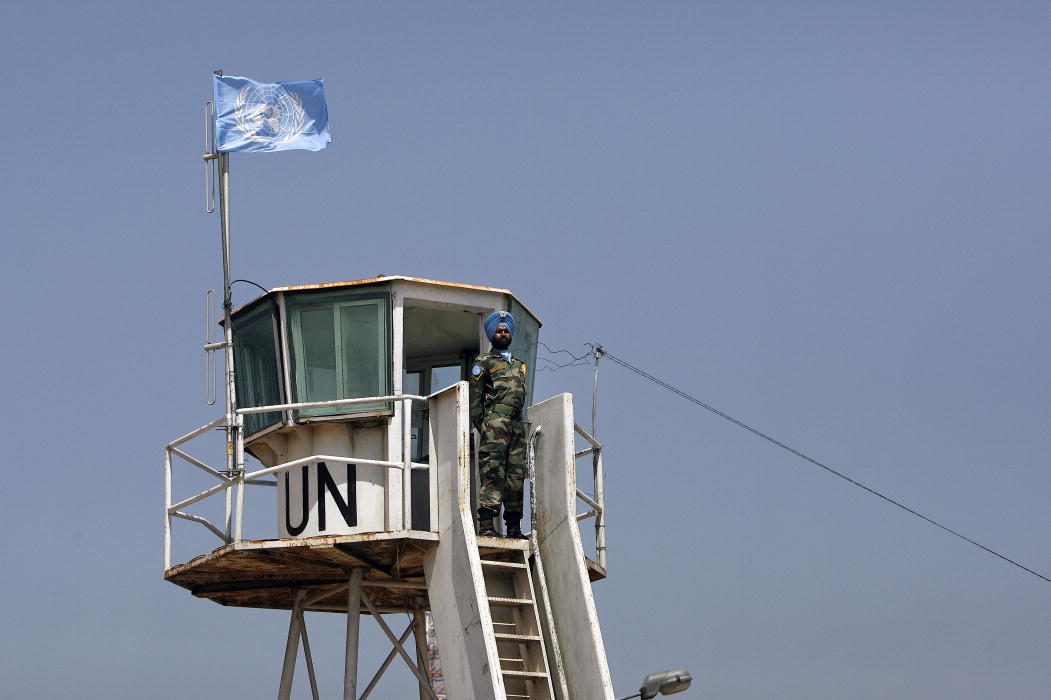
[
  {"xmin": 278, "ymin": 591, "xmax": 305, "ymax": 700},
  {"xmin": 344, "ymin": 569, "xmax": 363, "ymax": 700},
  {"xmin": 413, "ymin": 606, "xmax": 430, "ymax": 700},
  {"xmin": 297, "ymin": 606, "xmax": 320, "ymax": 700}
]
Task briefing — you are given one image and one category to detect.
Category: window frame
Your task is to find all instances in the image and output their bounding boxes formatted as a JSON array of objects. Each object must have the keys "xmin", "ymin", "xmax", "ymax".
[
  {"xmin": 231, "ymin": 297, "xmax": 285, "ymax": 439},
  {"xmin": 285, "ymin": 287, "xmax": 393, "ymax": 421}
]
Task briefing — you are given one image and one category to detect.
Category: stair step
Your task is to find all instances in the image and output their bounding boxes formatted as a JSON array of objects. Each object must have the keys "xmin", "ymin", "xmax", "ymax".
[
  {"xmin": 488, "ymin": 596, "xmax": 534, "ymax": 606},
  {"xmin": 495, "ymin": 632, "xmax": 542, "ymax": 642},
  {"xmin": 502, "ymin": 669, "xmax": 549, "ymax": 679},
  {"xmin": 480, "ymin": 559, "xmax": 528, "ymax": 570}
]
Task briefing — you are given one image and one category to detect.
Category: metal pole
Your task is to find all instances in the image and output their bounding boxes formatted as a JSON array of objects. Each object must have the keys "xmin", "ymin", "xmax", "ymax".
[
  {"xmin": 218, "ymin": 151, "xmax": 239, "ymax": 479},
  {"xmin": 278, "ymin": 591, "xmax": 304, "ymax": 700},
  {"xmin": 297, "ymin": 608, "xmax": 321, "ymax": 700},
  {"xmin": 343, "ymin": 569, "xmax": 363, "ymax": 700},
  {"xmin": 359, "ymin": 621, "xmax": 417, "ymax": 700},
  {"xmin": 413, "ymin": 606, "xmax": 430, "ymax": 700},
  {"xmin": 362, "ymin": 593, "xmax": 440, "ymax": 700},
  {"xmin": 224, "ymin": 470, "xmax": 233, "ymax": 540},
  {"xmin": 164, "ymin": 449, "xmax": 172, "ymax": 570},
  {"xmin": 402, "ymin": 396, "xmax": 412, "ymax": 530},
  {"xmin": 592, "ymin": 347, "xmax": 605, "ymax": 568},
  {"xmin": 592, "ymin": 346, "xmax": 601, "ymax": 438},
  {"xmin": 234, "ymin": 412, "xmax": 245, "ymax": 541},
  {"xmin": 595, "ymin": 449, "xmax": 606, "ymax": 569}
]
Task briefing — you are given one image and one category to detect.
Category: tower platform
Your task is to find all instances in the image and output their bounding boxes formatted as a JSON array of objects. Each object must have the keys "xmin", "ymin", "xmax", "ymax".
[{"xmin": 165, "ymin": 532, "xmax": 606, "ymax": 613}]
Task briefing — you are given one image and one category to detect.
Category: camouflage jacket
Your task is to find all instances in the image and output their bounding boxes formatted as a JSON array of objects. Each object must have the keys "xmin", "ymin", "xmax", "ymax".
[{"xmin": 469, "ymin": 351, "xmax": 527, "ymax": 430}]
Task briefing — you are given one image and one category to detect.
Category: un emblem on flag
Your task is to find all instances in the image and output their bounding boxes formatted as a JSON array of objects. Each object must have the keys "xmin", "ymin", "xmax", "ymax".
[{"xmin": 233, "ymin": 83, "xmax": 307, "ymax": 145}]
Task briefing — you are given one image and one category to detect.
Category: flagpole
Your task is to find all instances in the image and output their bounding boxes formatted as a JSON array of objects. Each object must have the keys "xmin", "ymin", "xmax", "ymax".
[{"xmin": 217, "ymin": 151, "xmax": 240, "ymax": 477}]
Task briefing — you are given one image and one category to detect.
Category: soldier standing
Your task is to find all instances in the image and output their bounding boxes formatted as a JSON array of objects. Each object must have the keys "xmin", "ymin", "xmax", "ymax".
[{"xmin": 470, "ymin": 311, "xmax": 528, "ymax": 538}]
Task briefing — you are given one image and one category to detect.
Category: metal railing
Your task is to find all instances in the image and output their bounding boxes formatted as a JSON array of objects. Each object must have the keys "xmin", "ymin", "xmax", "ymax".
[
  {"xmin": 165, "ymin": 392, "xmax": 608, "ymax": 573},
  {"xmin": 164, "ymin": 393, "xmax": 427, "ymax": 570},
  {"xmin": 574, "ymin": 423, "xmax": 606, "ymax": 570}
]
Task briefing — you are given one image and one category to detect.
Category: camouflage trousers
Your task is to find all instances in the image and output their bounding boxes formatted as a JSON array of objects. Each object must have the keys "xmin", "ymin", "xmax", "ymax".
[{"xmin": 477, "ymin": 413, "xmax": 526, "ymax": 517}]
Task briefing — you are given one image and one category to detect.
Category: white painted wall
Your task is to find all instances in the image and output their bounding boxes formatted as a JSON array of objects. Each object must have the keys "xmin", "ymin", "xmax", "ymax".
[
  {"xmin": 422, "ymin": 382, "xmax": 504, "ymax": 700},
  {"xmin": 254, "ymin": 423, "xmax": 389, "ymax": 537},
  {"xmin": 531, "ymin": 393, "xmax": 616, "ymax": 700}
]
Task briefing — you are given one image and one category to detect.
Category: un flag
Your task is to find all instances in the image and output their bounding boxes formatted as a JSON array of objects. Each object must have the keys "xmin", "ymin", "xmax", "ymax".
[{"xmin": 214, "ymin": 75, "xmax": 331, "ymax": 153}]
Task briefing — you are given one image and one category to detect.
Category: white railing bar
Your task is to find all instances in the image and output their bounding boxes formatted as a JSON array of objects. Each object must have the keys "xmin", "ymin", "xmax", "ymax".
[
  {"xmin": 576, "ymin": 510, "xmax": 597, "ymax": 522},
  {"xmin": 575, "ymin": 447, "xmax": 595, "ymax": 459},
  {"xmin": 245, "ymin": 455, "xmax": 410, "ymax": 482},
  {"xmin": 170, "ymin": 455, "xmax": 430, "ymax": 533},
  {"xmin": 574, "ymin": 423, "xmax": 602, "ymax": 450},
  {"xmin": 167, "ymin": 415, "xmax": 226, "ymax": 450},
  {"xmin": 576, "ymin": 489, "xmax": 601, "ymax": 512},
  {"xmin": 238, "ymin": 394, "xmax": 427, "ymax": 415},
  {"xmin": 169, "ymin": 479, "xmax": 236, "ymax": 513},
  {"xmin": 170, "ymin": 447, "xmax": 229, "ymax": 481},
  {"xmin": 245, "ymin": 478, "xmax": 277, "ymax": 486},
  {"xmin": 171, "ymin": 509, "xmax": 232, "ymax": 542}
]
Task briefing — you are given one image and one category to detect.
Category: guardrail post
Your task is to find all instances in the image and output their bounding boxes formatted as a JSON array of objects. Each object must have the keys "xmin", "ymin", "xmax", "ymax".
[
  {"xmin": 595, "ymin": 448, "xmax": 605, "ymax": 570},
  {"xmin": 164, "ymin": 448, "xmax": 172, "ymax": 571},
  {"xmin": 402, "ymin": 396, "xmax": 412, "ymax": 530}
]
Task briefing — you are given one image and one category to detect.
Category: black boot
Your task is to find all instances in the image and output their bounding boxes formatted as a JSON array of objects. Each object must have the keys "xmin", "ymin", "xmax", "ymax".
[
  {"xmin": 477, "ymin": 509, "xmax": 497, "ymax": 537},
  {"xmin": 504, "ymin": 515, "xmax": 526, "ymax": 539}
]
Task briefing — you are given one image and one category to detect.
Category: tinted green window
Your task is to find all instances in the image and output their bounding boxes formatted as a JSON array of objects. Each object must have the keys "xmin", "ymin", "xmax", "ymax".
[
  {"xmin": 232, "ymin": 301, "xmax": 283, "ymax": 436},
  {"xmin": 287, "ymin": 289, "xmax": 391, "ymax": 417},
  {"xmin": 507, "ymin": 298, "xmax": 539, "ymax": 410}
]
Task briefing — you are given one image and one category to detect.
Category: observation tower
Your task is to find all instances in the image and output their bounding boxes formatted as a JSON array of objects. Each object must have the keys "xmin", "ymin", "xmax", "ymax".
[{"xmin": 164, "ymin": 275, "xmax": 615, "ymax": 699}]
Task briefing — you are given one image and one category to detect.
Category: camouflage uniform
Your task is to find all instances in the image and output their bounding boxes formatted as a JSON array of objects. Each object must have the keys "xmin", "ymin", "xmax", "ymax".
[{"xmin": 470, "ymin": 351, "xmax": 528, "ymax": 521}]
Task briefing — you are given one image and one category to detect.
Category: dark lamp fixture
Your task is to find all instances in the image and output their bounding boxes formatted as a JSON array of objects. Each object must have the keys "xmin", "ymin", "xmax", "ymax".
[{"xmin": 617, "ymin": 669, "xmax": 693, "ymax": 700}]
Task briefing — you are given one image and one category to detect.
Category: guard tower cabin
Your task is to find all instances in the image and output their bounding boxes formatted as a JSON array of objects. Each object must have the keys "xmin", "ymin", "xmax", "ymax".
[{"xmin": 164, "ymin": 276, "xmax": 615, "ymax": 700}]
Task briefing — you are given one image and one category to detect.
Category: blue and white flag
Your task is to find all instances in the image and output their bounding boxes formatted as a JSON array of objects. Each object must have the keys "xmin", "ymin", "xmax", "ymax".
[{"xmin": 213, "ymin": 75, "xmax": 331, "ymax": 153}]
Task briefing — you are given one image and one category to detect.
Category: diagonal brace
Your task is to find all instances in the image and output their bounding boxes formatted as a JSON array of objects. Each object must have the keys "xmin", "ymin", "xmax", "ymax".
[{"xmin": 361, "ymin": 592, "xmax": 440, "ymax": 700}]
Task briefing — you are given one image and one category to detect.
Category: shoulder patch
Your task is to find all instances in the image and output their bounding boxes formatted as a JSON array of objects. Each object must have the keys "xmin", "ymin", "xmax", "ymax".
[
  {"xmin": 471, "ymin": 364, "xmax": 483, "ymax": 378},
  {"xmin": 521, "ymin": 363, "xmax": 527, "ymax": 375}
]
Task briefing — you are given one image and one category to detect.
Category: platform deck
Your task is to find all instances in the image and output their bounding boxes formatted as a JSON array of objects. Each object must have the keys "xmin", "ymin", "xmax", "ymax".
[{"xmin": 165, "ymin": 532, "xmax": 605, "ymax": 613}]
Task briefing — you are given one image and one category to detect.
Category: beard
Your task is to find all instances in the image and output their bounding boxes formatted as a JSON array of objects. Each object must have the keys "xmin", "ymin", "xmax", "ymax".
[{"xmin": 492, "ymin": 336, "xmax": 512, "ymax": 350}]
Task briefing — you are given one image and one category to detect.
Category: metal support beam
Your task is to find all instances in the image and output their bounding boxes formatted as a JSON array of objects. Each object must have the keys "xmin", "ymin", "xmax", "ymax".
[
  {"xmin": 344, "ymin": 569, "xmax": 363, "ymax": 700},
  {"xmin": 278, "ymin": 591, "xmax": 305, "ymax": 700},
  {"xmin": 359, "ymin": 620, "xmax": 416, "ymax": 700},
  {"xmin": 413, "ymin": 606, "xmax": 430, "ymax": 700},
  {"xmin": 362, "ymin": 592, "xmax": 440, "ymax": 700},
  {"xmin": 297, "ymin": 607, "xmax": 320, "ymax": 700}
]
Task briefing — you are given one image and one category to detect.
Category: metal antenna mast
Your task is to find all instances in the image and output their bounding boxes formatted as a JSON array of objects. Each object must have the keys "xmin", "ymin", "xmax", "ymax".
[{"xmin": 204, "ymin": 68, "xmax": 242, "ymax": 489}]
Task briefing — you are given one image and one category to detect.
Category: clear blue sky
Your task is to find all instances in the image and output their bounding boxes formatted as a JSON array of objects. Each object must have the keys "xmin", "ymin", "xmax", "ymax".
[{"xmin": 1, "ymin": 2, "xmax": 1048, "ymax": 698}]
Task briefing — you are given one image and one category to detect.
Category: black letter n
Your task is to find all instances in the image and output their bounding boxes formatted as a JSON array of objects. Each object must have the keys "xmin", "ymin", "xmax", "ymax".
[{"xmin": 317, "ymin": 461, "xmax": 356, "ymax": 531}]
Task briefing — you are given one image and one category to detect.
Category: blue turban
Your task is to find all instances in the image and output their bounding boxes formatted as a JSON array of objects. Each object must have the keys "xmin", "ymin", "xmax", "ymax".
[{"xmin": 484, "ymin": 311, "xmax": 516, "ymax": 341}]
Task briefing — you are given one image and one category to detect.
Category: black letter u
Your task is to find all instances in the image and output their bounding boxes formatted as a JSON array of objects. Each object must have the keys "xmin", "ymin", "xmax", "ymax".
[{"xmin": 284, "ymin": 466, "xmax": 309, "ymax": 536}]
